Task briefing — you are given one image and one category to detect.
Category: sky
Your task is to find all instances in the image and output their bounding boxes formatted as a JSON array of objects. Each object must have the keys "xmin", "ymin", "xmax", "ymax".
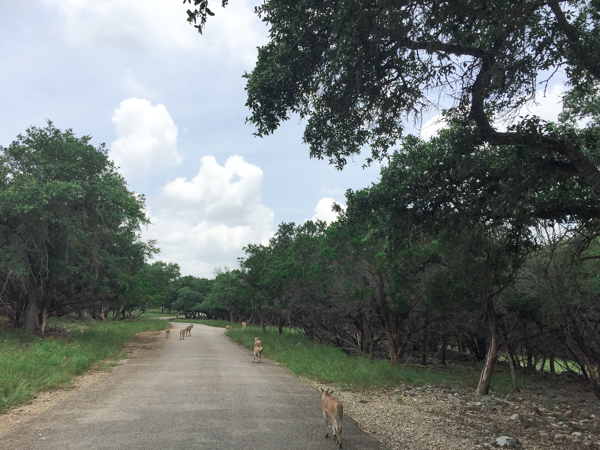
[{"xmin": 0, "ymin": 1, "xmax": 567, "ymax": 278}]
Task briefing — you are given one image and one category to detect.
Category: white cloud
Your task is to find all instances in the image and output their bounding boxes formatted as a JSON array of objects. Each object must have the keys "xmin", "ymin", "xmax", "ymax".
[
  {"xmin": 420, "ymin": 84, "xmax": 567, "ymax": 139},
  {"xmin": 146, "ymin": 155, "xmax": 274, "ymax": 277},
  {"xmin": 123, "ymin": 71, "xmax": 160, "ymax": 99},
  {"xmin": 41, "ymin": 0, "xmax": 267, "ymax": 65},
  {"xmin": 312, "ymin": 197, "xmax": 345, "ymax": 224},
  {"xmin": 517, "ymin": 83, "xmax": 565, "ymax": 123},
  {"xmin": 109, "ymin": 98, "xmax": 182, "ymax": 179},
  {"xmin": 420, "ymin": 115, "xmax": 448, "ymax": 140}
]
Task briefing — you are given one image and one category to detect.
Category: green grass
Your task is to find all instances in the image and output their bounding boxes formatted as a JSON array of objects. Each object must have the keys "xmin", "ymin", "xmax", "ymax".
[
  {"xmin": 170, "ymin": 318, "xmax": 240, "ymax": 328},
  {"xmin": 143, "ymin": 309, "xmax": 173, "ymax": 319},
  {"xmin": 225, "ymin": 325, "xmax": 527, "ymax": 393},
  {"xmin": 0, "ymin": 317, "xmax": 168, "ymax": 412}
]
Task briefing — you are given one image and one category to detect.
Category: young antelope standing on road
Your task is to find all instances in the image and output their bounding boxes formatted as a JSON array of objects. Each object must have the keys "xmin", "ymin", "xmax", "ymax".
[
  {"xmin": 179, "ymin": 329, "xmax": 186, "ymax": 340},
  {"xmin": 320, "ymin": 388, "xmax": 343, "ymax": 448},
  {"xmin": 165, "ymin": 328, "xmax": 171, "ymax": 338},
  {"xmin": 253, "ymin": 346, "xmax": 263, "ymax": 363},
  {"xmin": 185, "ymin": 324, "xmax": 194, "ymax": 337}
]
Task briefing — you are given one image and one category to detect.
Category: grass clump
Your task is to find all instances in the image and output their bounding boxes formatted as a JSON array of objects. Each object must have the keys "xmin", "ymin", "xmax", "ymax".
[
  {"xmin": 0, "ymin": 317, "xmax": 168, "ymax": 412},
  {"xmin": 225, "ymin": 325, "xmax": 525, "ymax": 394}
]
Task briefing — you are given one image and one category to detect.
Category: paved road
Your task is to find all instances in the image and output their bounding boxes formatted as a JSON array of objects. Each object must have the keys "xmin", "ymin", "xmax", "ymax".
[{"xmin": 2, "ymin": 323, "xmax": 388, "ymax": 450}]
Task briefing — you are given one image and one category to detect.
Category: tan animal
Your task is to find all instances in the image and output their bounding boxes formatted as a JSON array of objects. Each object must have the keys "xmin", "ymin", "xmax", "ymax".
[
  {"xmin": 165, "ymin": 328, "xmax": 171, "ymax": 338},
  {"xmin": 241, "ymin": 322, "xmax": 247, "ymax": 329},
  {"xmin": 185, "ymin": 324, "xmax": 194, "ymax": 337},
  {"xmin": 225, "ymin": 325, "xmax": 234, "ymax": 331},
  {"xmin": 320, "ymin": 388, "xmax": 343, "ymax": 448},
  {"xmin": 254, "ymin": 337, "xmax": 261, "ymax": 348},
  {"xmin": 179, "ymin": 329, "xmax": 186, "ymax": 340},
  {"xmin": 252, "ymin": 346, "xmax": 263, "ymax": 363}
]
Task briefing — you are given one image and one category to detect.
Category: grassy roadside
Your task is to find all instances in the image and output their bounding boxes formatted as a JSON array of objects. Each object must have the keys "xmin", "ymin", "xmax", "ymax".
[
  {"xmin": 0, "ymin": 317, "xmax": 168, "ymax": 412},
  {"xmin": 220, "ymin": 324, "xmax": 526, "ymax": 394}
]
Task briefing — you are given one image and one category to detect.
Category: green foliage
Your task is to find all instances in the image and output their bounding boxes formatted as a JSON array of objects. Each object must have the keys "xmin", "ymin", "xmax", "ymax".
[
  {"xmin": 225, "ymin": 325, "xmax": 520, "ymax": 392},
  {"xmin": 126, "ymin": 261, "xmax": 181, "ymax": 309},
  {"xmin": 0, "ymin": 317, "xmax": 168, "ymax": 411},
  {"xmin": 0, "ymin": 122, "xmax": 154, "ymax": 331},
  {"xmin": 205, "ymin": 268, "xmax": 251, "ymax": 319}
]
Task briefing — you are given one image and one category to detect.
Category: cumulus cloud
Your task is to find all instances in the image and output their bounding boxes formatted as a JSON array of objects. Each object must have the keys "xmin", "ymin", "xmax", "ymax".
[
  {"xmin": 41, "ymin": 0, "xmax": 266, "ymax": 65},
  {"xmin": 109, "ymin": 98, "xmax": 182, "ymax": 179},
  {"xmin": 312, "ymin": 197, "xmax": 345, "ymax": 224},
  {"xmin": 146, "ymin": 155, "xmax": 274, "ymax": 277}
]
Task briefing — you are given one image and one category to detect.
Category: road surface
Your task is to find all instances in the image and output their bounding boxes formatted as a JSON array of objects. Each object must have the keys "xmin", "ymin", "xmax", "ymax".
[{"xmin": 2, "ymin": 323, "xmax": 388, "ymax": 450}]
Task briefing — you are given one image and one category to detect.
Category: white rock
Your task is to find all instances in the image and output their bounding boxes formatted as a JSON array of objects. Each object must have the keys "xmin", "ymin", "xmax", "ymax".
[{"xmin": 494, "ymin": 436, "xmax": 518, "ymax": 448}]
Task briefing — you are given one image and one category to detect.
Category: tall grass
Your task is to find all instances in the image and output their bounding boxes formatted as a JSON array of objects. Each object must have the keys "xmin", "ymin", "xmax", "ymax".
[
  {"xmin": 225, "ymin": 325, "xmax": 526, "ymax": 393},
  {"xmin": 0, "ymin": 317, "xmax": 168, "ymax": 412}
]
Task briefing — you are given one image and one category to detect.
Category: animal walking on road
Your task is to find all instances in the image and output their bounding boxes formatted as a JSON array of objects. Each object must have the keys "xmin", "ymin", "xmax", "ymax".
[
  {"xmin": 320, "ymin": 388, "xmax": 343, "ymax": 448},
  {"xmin": 165, "ymin": 328, "xmax": 170, "ymax": 338},
  {"xmin": 253, "ymin": 346, "xmax": 263, "ymax": 363}
]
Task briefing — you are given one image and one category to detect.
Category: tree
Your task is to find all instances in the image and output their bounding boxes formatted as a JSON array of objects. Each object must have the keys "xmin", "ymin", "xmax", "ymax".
[
  {"xmin": 125, "ymin": 261, "xmax": 181, "ymax": 315},
  {"xmin": 172, "ymin": 275, "xmax": 213, "ymax": 317},
  {"xmin": 0, "ymin": 122, "xmax": 151, "ymax": 333},
  {"xmin": 207, "ymin": 268, "xmax": 250, "ymax": 322},
  {"xmin": 186, "ymin": 0, "xmax": 600, "ymax": 194}
]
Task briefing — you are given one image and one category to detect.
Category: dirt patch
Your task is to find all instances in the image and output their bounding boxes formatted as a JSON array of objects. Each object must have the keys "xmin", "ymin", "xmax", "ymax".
[
  {"xmin": 0, "ymin": 330, "xmax": 164, "ymax": 436},
  {"xmin": 315, "ymin": 378, "xmax": 600, "ymax": 449}
]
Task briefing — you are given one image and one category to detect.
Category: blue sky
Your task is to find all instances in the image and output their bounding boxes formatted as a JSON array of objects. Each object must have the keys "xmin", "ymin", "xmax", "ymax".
[{"xmin": 0, "ymin": 1, "xmax": 567, "ymax": 277}]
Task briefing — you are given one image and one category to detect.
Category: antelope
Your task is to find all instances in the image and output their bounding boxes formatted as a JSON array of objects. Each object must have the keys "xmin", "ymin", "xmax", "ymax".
[
  {"xmin": 253, "ymin": 346, "xmax": 263, "ymax": 363},
  {"xmin": 186, "ymin": 324, "xmax": 194, "ymax": 337},
  {"xmin": 225, "ymin": 325, "xmax": 233, "ymax": 331},
  {"xmin": 254, "ymin": 337, "xmax": 261, "ymax": 348},
  {"xmin": 165, "ymin": 328, "xmax": 171, "ymax": 338},
  {"xmin": 320, "ymin": 388, "xmax": 343, "ymax": 448},
  {"xmin": 179, "ymin": 329, "xmax": 186, "ymax": 340},
  {"xmin": 241, "ymin": 322, "xmax": 247, "ymax": 329}
]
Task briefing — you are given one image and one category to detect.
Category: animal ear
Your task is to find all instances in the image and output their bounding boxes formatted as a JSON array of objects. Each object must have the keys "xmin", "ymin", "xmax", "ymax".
[
  {"xmin": 320, "ymin": 388, "xmax": 325, "ymax": 393},
  {"xmin": 327, "ymin": 388, "xmax": 334, "ymax": 395}
]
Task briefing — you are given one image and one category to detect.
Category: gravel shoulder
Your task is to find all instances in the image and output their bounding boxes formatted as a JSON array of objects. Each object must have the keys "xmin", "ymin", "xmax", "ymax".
[{"xmin": 332, "ymin": 377, "xmax": 600, "ymax": 449}]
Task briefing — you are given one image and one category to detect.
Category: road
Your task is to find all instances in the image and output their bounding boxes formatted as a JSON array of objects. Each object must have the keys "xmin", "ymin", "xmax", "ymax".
[{"xmin": 1, "ymin": 323, "xmax": 388, "ymax": 450}]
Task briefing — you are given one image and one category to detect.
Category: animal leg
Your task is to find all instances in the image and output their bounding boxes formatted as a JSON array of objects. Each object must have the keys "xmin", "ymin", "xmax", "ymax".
[{"xmin": 323, "ymin": 411, "xmax": 329, "ymax": 438}]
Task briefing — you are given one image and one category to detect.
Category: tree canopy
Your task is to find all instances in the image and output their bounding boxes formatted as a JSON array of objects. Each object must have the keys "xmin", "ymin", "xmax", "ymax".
[
  {"xmin": 186, "ymin": 0, "xmax": 600, "ymax": 194},
  {"xmin": 0, "ymin": 122, "xmax": 153, "ymax": 332}
]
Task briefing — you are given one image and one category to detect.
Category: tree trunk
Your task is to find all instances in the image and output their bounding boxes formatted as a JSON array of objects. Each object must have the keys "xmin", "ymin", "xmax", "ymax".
[
  {"xmin": 505, "ymin": 349, "xmax": 520, "ymax": 392},
  {"xmin": 23, "ymin": 282, "xmax": 39, "ymax": 334},
  {"xmin": 476, "ymin": 298, "xmax": 500, "ymax": 395},
  {"xmin": 440, "ymin": 339, "xmax": 447, "ymax": 366},
  {"xmin": 278, "ymin": 315, "xmax": 284, "ymax": 335},
  {"xmin": 38, "ymin": 301, "xmax": 49, "ymax": 335},
  {"xmin": 421, "ymin": 327, "xmax": 428, "ymax": 366},
  {"xmin": 384, "ymin": 326, "xmax": 400, "ymax": 366}
]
